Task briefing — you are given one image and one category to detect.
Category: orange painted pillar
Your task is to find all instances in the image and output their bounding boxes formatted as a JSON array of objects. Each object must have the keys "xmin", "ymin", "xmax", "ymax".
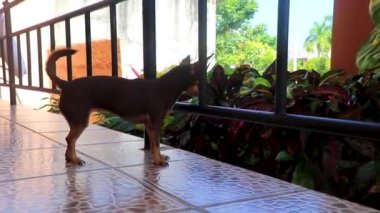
[{"xmin": 331, "ymin": 0, "xmax": 373, "ymax": 74}]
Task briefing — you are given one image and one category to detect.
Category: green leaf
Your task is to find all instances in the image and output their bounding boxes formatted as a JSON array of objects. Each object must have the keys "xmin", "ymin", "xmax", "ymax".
[
  {"xmin": 356, "ymin": 160, "xmax": 380, "ymax": 183},
  {"xmin": 337, "ymin": 160, "xmax": 360, "ymax": 169},
  {"xmin": 275, "ymin": 150, "xmax": 294, "ymax": 161},
  {"xmin": 211, "ymin": 142, "xmax": 218, "ymax": 151},
  {"xmin": 253, "ymin": 77, "xmax": 271, "ymax": 88},
  {"xmin": 319, "ymin": 69, "xmax": 346, "ymax": 86},
  {"xmin": 292, "ymin": 160, "xmax": 316, "ymax": 189},
  {"xmin": 310, "ymin": 99, "xmax": 323, "ymax": 113},
  {"xmin": 238, "ymin": 86, "xmax": 253, "ymax": 97},
  {"xmin": 244, "ymin": 154, "xmax": 259, "ymax": 166},
  {"xmin": 163, "ymin": 112, "xmax": 190, "ymax": 131}
]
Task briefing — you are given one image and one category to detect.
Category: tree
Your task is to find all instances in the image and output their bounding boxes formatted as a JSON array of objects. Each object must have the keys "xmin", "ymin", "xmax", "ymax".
[
  {"xmin": 216, "ymin": 0, "xmax": 258, "ymax": 34},
  {"xmin": 216, "ymin": 0, "xmax": 276, "ymax": 72},
  {"xmin": 303, "ymin": 57, "xmax": 330, "ymax": 74},
  {"xmin": 304, "ymin": 16, "xmax": 332, "ymax": 57}
]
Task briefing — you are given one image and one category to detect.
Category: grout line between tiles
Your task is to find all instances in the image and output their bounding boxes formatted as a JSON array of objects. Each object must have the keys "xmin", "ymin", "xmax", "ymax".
[
  {"xmin": 199, "ymin": 187, "xmax": 309, "ymax": 210},
  {"xmin": 0, "ymin": 145, "xmax": 65, "ymax": 154},
  {"xmin": 111, "ymin": 166, "xmax": 202, "ymax": 210},
  {"xmin": 75, "ymin": 139, "xmax": 145, "ymax": 147},
  {"xmin": 0, "ymin": 167, "xmax": 112, "ymax": 184}
]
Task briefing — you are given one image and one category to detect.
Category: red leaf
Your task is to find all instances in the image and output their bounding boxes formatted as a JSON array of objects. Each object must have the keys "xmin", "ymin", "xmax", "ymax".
[{"xmin": 310, "ymin": 84, "xmax": 349, "ymax": 102}]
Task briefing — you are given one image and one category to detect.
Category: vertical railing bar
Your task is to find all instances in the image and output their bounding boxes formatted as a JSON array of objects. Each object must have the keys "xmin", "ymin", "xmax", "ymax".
[
  {"xmin": 49, "ymin": 23, "xmax": 56, "ymax": 89},
  {"xmin": 37, "ymin": 28, "xmax": 43, "ymax": 88},
  {"xmin": 65, "ymin": 18, "xmax": 73, "ymax": 81},
  {"xmin": 274, "ymin": 0, "xmax": 290, "ymax": 115},
  {"xmin": 142, "ymin": 0, "xmax": 157, "ymax": 150},
  {"xmin": 198, "ymin": 0, "xmax": 207, "ymax": 107},
  {"xmin": 85, "ymin": 12, "xmax": 93, "ymax": 77},
  {"xmin": 142, "ymin": 0, "xmax": 156, "ymax": 80},
  {"xmin": 3, "ymin": 0, "xmax": 16, "ymax": 105},
  {"xmin": 0, "ymin": 41, "xmax": 6, "ymax": 84},
  {"xmin": 26, "ymin": 31, "xmax": 31, "ymax": 87},
  {"xmin": 110, "ymin": 3, "xmax": 118, "ymax": 77},
  {"xmin": 16, "ymin": 34, "xmax": 22, "ymax": 85},
  {"xmin": 49, "ymin": 24, "xmax": 56, "ymax": 50}
]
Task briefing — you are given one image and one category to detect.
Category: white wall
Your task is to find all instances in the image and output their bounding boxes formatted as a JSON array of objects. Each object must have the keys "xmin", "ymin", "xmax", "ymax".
[{"xmin": 0, "ymin": 0, "xmax": 216, "ymax": 107}]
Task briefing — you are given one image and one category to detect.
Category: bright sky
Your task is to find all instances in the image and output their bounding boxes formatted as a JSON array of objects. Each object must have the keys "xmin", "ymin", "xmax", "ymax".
[{"xmin": 253, "ymin": 0, "xmax": 334, "ymax": 56}]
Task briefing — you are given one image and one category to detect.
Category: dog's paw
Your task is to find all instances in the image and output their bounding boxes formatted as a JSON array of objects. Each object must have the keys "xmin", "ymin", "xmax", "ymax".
[
  {"xmin": 153, "ymin": 160, "xmax": 169, "ymax": 167},
  {"xmin": 78, "ymin": 159, "xmax": 86, "ymax": 165},
  {"xmin": 153, "ymin": 155, "xmax": 170, "ymax": 167},
  {"xmin": 66, "ymin": 158, "xmax": 86, "ymax": 166},
  {"xmin": 161, "ymin": 154, "xmax": 170, "ymax": 161}
]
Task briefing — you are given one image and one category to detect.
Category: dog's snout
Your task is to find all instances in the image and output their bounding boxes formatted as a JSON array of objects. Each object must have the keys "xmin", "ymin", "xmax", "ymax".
[{"xmin": 184, "ymin": 83, "xmax": 199, "ymax": 96}]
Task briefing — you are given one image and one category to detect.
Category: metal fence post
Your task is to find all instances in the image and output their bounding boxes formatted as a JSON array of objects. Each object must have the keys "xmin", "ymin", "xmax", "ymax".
[
  {"xmin": 3, "ymin": 0, "xmax": 16, "ymax": 105},
  {"xmin": 274, "ymin": 0, "xmax": 290, "ymax": 115},
  {"xmin": 142, "ymin": 0, "xmax": 156, "ymax": 150},
  {"xmin": 198, "ymin": 0, "xmax": 207, "ymax": 107}
]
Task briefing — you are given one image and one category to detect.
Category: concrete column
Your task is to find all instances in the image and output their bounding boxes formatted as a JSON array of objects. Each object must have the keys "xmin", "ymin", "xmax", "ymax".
[{"xmin": 331, "ymin": 0, "xmax": 373, "ymax": 73}]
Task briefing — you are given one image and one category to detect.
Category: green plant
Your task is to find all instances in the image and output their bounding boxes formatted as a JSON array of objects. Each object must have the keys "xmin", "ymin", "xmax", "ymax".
[
  {"xmin": 162, "ymin": 64, "xmax": 380, "ymax": 210},
  {"xmin": 37, "ymin": 96, "xmax": 61, "ymax": 113},
  {"xmin": 94, "ymin": 111, "xmax": 144, "ymax": 137},
  {"xmin": 356, "ymin": 0, "xmax": 380, "ymax": 74}
]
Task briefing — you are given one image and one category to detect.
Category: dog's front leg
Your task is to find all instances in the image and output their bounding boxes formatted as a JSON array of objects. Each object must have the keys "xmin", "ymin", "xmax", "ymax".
[{"xmin": 146, "ymin": 124, "xmax": 169, "ymax": 166}]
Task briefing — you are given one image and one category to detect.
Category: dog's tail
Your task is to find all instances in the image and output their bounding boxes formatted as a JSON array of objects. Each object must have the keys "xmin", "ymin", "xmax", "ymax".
[{"xmin": 45, "ymin": 48, "xmax": 77, "ymax": 88}]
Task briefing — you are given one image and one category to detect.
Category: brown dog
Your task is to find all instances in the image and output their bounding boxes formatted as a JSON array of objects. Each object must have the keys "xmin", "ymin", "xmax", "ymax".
[{"xmin": 46, "ymin": 48, "xmax": 200, "ymax": 166}]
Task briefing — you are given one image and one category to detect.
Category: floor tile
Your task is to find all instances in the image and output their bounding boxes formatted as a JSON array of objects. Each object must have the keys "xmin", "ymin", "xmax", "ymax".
[
  {"xmin": 122, "ymin": 159, "xmax": 304, "ymax": 206},
  {"xmin": 77, "ymin": 142, "xmax": 203, "ymax": 167},
  {"xmin": 8, "ymin": 113, "xmax": 66, "ymax": 123},
  {"xmin": 43, "ymin": 128, "xmax": 142, "ymax": 145},
  {"xmin": 0, "ymin": 123, "xmax": 34, "ymax": 135},
  {"xmin": 2, "ymin": 111, "xmax": 63, "ymax": 124},
  {"xmin": 20, "ymin": 121, "xmax": 103, "ymax": 133},
  {"xmin": 206, "ymin": 190, "xmax": 379, "ymax": 213},
  {"xmin": 0, "ymin": 106, "xmax": 40, "ymax": 117},
  {"xmin": 0, "ymin": 169, "xmax": 189, "ymax": 212},
  {"xmin": 0, "ymin": 117, "xmax": 10, "ymax": 124},
  {"xmin": 0, "ymin": 147, "xmax": 106, "ymax": 182},
  {"xmin": 0, "ymin": 133, "xmax": 62, "ymax": 153},
  {"xmin": 0, "ymin": 104, "xmax": 32, "ymax": 111},
  {"xmin": 0, "ymin": 101, "xmax": 8, "ymax": 108}
]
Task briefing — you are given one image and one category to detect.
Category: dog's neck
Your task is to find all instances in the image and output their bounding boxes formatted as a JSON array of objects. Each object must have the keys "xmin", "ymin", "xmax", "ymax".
[{"xmin": 158, "ymin": 64, "xmax": 197, "ymax": 104}]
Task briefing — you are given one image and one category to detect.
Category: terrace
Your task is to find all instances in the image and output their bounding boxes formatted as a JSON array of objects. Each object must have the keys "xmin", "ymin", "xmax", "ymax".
[
  {"xmin": 0, "ymin": 100, "xmax": 376, "ymax": 212},
  {"xmin": 0, "ymin": 0, "xmax": 379, "ymax": 212}
]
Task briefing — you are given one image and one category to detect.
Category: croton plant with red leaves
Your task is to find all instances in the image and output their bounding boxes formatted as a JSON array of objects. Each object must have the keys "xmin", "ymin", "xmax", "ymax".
[{"xmin": 162, "ymin": 62, "xmax": 380, "ymax": 209}]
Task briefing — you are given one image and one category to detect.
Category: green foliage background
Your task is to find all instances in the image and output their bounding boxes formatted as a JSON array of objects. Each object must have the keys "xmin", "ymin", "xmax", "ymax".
[
  {"xmin": 216, "ymin": 0, "xmax": 332, "ymax": 74},
  {"xmin": 216, "ymin": 0, "xmax": 276, "ymax": 72}
]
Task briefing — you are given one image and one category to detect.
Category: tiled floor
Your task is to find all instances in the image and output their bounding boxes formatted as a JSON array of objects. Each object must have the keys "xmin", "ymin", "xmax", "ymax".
[{"xmin": 0, "ymin": 100, "xmax": 378, "ymax": 213}]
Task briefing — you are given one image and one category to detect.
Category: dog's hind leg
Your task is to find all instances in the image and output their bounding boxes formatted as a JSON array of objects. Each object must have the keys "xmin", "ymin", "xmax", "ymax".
[{"xmin": 65, "ymin": 123, "xmax": 87, "ymax": 165}]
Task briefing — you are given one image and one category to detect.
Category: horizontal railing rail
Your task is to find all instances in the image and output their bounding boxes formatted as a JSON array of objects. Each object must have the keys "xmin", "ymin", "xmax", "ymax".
[{"xmin": 173, "ymin": 103, "xmax": 379, "ymax": 141}]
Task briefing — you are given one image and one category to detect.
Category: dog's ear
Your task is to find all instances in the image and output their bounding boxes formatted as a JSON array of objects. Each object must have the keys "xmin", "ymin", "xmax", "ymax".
[
  {"xmin": 190, "ymin": 62, "xmax": 200, "ymax": 76},
  {"xmin": 190, "ymin": 53, "xmax": 214, "ymax": 75},
  {"xmin": 180, "ymin": 55, "xmax": 191, "ymax": 65}
]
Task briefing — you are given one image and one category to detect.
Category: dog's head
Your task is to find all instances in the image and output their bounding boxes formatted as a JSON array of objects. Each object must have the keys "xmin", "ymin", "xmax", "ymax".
[{"xmin": 180, "ymin": 54, "xmax": 213, "ymax": 97}]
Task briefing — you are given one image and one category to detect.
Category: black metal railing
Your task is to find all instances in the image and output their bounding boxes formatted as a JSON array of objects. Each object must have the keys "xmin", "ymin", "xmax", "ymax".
[
  {"xmin": 0, "ymin": 0, "xmax": 379, "ymax": 141},
  {"xmin": 0, "ymin": 0, "xmax": 125, "ymax": 95}
]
